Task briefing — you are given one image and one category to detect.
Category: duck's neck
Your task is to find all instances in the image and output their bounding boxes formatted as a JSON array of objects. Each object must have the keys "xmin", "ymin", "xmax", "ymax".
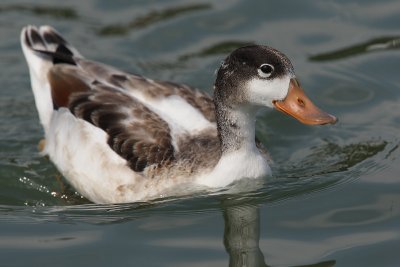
[
  {"xmin": 214, "ymin": 99, "xmax": 259, "ymax": 154},
  {"xmin": 196, "ymin": 88, "xmax": 269, "ymax": 188}
]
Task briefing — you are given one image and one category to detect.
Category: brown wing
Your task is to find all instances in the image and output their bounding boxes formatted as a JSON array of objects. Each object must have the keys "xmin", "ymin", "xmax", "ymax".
[
  {"xmin": 67, "ymin": 85, "xmax": 175, "ymax": 172},
  {"xmin": 48, "ymin": 64, "xmax": 91, "ymax": 108}
]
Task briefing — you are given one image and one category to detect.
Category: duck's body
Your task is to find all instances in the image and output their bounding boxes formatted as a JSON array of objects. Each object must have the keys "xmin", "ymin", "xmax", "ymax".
[{"xmin": 21, "ymin": 25, "xmax": 336, "ymax": 203}]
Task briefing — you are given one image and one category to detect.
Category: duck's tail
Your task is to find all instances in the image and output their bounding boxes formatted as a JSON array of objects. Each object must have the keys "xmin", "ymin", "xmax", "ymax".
[{"xmin": 20, "ymin": 25, "xmax": 82, "ymax": 133}]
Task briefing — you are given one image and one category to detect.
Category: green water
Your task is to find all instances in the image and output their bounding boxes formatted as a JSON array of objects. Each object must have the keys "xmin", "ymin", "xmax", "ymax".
[{"xmin": 1, "ymin": 0, "xmax": 400, "ymax": 266}]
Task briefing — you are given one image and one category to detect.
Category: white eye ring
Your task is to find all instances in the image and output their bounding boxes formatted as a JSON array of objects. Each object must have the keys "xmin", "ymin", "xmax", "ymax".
[{"xmin": 258, "ymin": 63, "xmax": 274, "ymax": 78}]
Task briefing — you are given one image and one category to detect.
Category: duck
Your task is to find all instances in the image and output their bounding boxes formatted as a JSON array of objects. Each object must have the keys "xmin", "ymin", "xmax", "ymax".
[{"xmin": 20, "ymin": 25, "xmax": 337, "ymax": 204}]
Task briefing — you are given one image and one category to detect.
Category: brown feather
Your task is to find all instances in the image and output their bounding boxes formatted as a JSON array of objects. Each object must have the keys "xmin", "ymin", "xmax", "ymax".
[
  {"xmin": 47, "ymin": 65, "xmax": 91, "ymax": 108},
  {"xmin": 68, "ymin": 86, "xmax": 176, "ymax": 173}
]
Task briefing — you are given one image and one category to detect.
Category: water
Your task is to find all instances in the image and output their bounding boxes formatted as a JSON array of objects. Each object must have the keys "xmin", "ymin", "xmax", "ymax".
[{"xmin": 1, "ymin": 0, "xmax": 400, "ymax": 266}]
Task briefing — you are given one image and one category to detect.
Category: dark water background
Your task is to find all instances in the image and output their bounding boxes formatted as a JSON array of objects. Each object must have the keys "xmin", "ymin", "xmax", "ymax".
[{"xmin": 1, "ymin": 0, "xmax": 400, "ymax": 266}]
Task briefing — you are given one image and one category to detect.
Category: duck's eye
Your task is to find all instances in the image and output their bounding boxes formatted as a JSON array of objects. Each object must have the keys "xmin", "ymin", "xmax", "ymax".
[{"xmin": 258, "ymin": 64, "xmax": 274, "ymax": 78}]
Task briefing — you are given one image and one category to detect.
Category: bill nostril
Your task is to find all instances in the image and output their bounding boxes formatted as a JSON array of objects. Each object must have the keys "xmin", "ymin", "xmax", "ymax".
[{"xmin": 297, "ymin": 97, "xmax": 305, "ymax": 107}]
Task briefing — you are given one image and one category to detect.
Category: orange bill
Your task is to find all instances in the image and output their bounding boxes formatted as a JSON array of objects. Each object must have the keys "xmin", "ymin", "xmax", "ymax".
[{"xmin": 273, "ymin": 78, "xmax": 337, "ymax": 125}]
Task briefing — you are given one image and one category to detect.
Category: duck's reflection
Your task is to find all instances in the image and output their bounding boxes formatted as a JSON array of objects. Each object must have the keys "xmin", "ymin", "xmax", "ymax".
[
  {"xmin": 222, "ymin": 203, "xmax": 336, "ymax": 267},
  {"xmin": 223, "ymin": 204, "xmax": 268, "ymax": 267}
]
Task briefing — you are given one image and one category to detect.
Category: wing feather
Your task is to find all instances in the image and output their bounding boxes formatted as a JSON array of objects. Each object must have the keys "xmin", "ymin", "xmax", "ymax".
[{"xmin": 68, "ymin": 86, "xmax": 175, "ymax": 172}]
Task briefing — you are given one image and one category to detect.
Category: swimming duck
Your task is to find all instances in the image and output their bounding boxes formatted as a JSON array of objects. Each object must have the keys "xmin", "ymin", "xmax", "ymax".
[{"xmin": 21, "ymin": 25, "xmax": 336, "ymax": 203}]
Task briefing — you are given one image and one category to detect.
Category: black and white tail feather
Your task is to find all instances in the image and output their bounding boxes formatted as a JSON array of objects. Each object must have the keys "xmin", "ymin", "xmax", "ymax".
[{"xmin": 21, "ymin": 25, "xmax": 82, "ymax": 132}]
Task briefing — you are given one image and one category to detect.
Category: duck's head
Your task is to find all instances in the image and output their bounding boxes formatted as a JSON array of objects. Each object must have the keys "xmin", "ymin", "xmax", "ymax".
[{"xmin": 214, "ymin": 45, "xmax": 337, "ymax": 125}]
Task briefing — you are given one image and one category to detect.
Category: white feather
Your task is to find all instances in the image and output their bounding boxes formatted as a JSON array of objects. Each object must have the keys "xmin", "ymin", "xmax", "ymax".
[
  {"xmin": 128, "ymin": 91, "xmax": 214, "ymax": 132},
  {"xmin": 154, "ymin": 95, "xmax": 214, "ymax": 133},
  {"xmin": 246, "ymin": 75, "xmax": 291, "ymax": 107},
  {"xmin": 20, "ymin": 28, "xmax": 54, "ymax": 132},
  {"xmin": 196, "ymin": 147, "xmax": 271, "ymax": 187},
  {"xmin": 126, "ymin": 90, "xmax": 215, "ymax": 150},
  {"xmin": 44, "ymin": 109, "xmax": 136, "ymax": 203}
]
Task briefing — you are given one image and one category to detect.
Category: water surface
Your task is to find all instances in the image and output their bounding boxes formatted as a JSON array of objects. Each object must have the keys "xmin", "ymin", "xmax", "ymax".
[{"xmin": 1, "ymin": 0, "xmax": 400, "ymax": 266}]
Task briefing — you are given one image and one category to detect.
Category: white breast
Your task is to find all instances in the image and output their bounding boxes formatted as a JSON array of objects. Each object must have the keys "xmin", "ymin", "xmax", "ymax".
[{"xmin": 195, "ymin": 145, "xmax": 271, "ymax": 188}]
